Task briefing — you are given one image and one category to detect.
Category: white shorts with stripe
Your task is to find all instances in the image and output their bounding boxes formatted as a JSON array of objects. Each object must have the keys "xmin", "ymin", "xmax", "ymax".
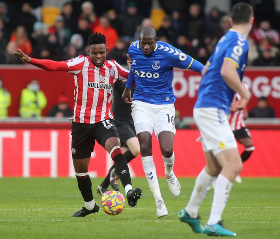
[
  {"xmin": 194, "ymin": 108, "xmax": 237, "ymax": 154},
  {"xmin": 131, "ymin": 100, "xmax": 176, "ymax": 137}
]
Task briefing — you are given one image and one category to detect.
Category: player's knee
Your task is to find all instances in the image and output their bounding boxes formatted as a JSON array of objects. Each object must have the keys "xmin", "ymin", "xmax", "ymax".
[
  {"xmin": 161, "ymin": 148, "xmax": 173, "ymax": 158},
  {"xmin": 233, "ymin": 161, "xmax": 243, "ymax": 175},
  {"xmin": 140, "ymin": 144, "xmax": 152, "ymax": 156}
]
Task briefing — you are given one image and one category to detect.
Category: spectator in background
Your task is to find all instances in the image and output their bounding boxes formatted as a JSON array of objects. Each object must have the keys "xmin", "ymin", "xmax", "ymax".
[
  {"xmin": 119, "ymin": 1, "xmax": 143, "ymax": 43},
  {"xmin": 61, "ymin": 1, "xmax": 78, "ymax": 34},
  {"xmin": 49, "ymin": 15, "xmax": 71, "ymax": 47},
  {"xmin": 63, "ymin": 44, "xmax": 78, "ymax": 60},
  {"xmin": 15, "ymin": 2, "xmax": 37, "ymax": 38},
  {"xmin": 206, "ymin": 7, "xmax": 226, "ymax": 35},
  {"xmin": 134, "ymin": 18, "xmax": 152, "ymax": 40},
  {"xmin": 30, "ymin": 22, "xmax": 47, "ymax": 58},
  {"xmin": 47, "ymin": 93, "xmax": 72, "ymax": 118},
  {"xmin": 5, "ymin": 41, "xmax": 24, "ymax": 64},
  {"xmin": 75, "ymin": 18, "xmax": 93, "ymax": 48},
  {"xmin": 251, "ymin": 20, "xmax": 280, "ymax": 46},
  {"xmin": 0, "ymin": 19, "xmax": 8, "ymax": 63},
  {"xmin": 211, "ymin": 15, "xmax": 231, "ymax": 43},
  {"xmin": 107, "ymin": 37, "xmax": 127, "ymax": 65},
  {"xmin": 0, "ymin": 77, "xmax": 11, "ymax": 118},
  {"xmin": 249, "ymin": 96, "xmax": 276, "ymax": 118},
  {"xmin": 156, "ymin": 16, "xmax": 176, "ymax": 45},
  {"xmin": 170, "ymin": 10, "xmax": 185, "ymax": 36},
  {"xmin": 94, "ymin": 15, "xmax": 118, "ymax": 53},
  {"xmin": 107, "ymin": 9, "xmax": 123, "ymax": 36},
  {"xmin": 10, "ymin": 25, "xmax": 32, "ymax": 56},
  {"xmin": 0, "ymin": 2, "xmax": 10, "ymax": 31},
  {"xmin": 252, "ymin": 44, "xmax": 280, "ymax": 67},
  {"xmin": 183, "ymin": 3, "xmax": 205, "ymax": 46},
  {"xmin": 19, "ymin": 79, "xmax": 47, "ymax": 118},
  {"xmin": 70, "ymin": 34, "xmax": 84, "ymax": 55},
  {"xmin": 79, "ymin": 1, "xmax": 99, "ymax": 32},
  {"xmin": 45, "ymin": 30, "xmax": 63, "ymax": 61},
  {"xmin": 174, "ymin": 35, "xmax": 192, "ymax": 55},
  {"xmin": 247, "ymin": 36, "xmax": 259, "ymax": 66}
]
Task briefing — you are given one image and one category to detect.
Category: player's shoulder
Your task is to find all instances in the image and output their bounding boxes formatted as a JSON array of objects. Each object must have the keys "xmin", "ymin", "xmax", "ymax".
[
  {"xmin": 129, "ymin": 40, "xmax": 140, "ymax": 53},
  {"xmin": 67, "ymin": 55, "xmax": 86, "ymax": 63}
]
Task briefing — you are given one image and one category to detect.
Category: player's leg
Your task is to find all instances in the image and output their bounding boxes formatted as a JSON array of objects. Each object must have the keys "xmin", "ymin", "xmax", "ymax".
[
  {"xmin": 71, "ymin": 122, "xmax": 99, "ymax": 217},
  {"xmin": 178, "ymin": 150, "xmax": 219, "ymax": 233},
  {"xmin": 97, "ymin": 122, "xmax": 140, "ymax": 193},
  {"xmin": 155, "ymin": 104, "xmax": 181, "ymax": 196},
  {"xmin": 236, "ymin": 128, "xmax": 254, "ymax": 163},
  {"xmin": 96, "ymin": 119, "xmax": 142, "ymax": 207},
  {"xmin": 137, "ymin": 128, "xmax": 168, "ymax": 217},
  {"xmin": 233, "ymin": 127, "xmax": 255, "ymax": 183}
]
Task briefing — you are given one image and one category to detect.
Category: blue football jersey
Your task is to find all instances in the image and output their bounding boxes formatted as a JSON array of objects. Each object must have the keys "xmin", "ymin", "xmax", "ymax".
[
  {"xmin": 127, "ymin": 40, "xmax": 203, "ymax": 104},
  {"xmin": 195, "ymin": 29, "xmax": 249, "ymax": 114}
]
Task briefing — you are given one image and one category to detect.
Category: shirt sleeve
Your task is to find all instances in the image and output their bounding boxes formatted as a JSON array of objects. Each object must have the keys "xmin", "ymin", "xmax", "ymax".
[
  {"xmin": 224, "ymin": 39, "xmax": 249, "ymax": 68},
  {"xmin": 112, "ymin": 60, "xmax": 129, "ymax": 82},
  {"xmin": 164, "ymin": 44, "xmax": 204, "ymax": 74},
  {"xmin": 30, "ymin": 56, "xmax": 85, "ymax": 73},
  {"xmin": 126, "ymin": 68, "xmax": 135, "ymax": 89}
]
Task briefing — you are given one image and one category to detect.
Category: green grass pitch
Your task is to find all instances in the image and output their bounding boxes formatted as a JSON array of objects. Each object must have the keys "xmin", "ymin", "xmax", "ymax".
[{"xmin": 0, "ymin": 178, "xmax": 279, "ymax": 239}]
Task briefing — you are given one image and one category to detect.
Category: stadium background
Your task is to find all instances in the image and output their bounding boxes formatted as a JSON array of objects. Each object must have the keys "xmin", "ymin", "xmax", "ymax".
[{"xmin": 0, "ymin": 0, "xmax": 280, "ymax": 178}]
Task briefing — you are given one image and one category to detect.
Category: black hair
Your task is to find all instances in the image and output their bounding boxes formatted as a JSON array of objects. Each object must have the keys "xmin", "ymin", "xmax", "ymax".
[
  {"xmin": 258, "ymin": 96, "xmax": 267, "ymax": 101},
  {"xmin": 231, "ymin": 2, "xmax": 253, "ymax": 25},
  {"xmin": 88, "ymin": 33, "xmax": 106, "ymax": 46}
]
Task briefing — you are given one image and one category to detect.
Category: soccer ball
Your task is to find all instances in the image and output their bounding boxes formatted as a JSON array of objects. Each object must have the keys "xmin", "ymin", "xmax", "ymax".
[{"xmin": 101, "ymin": 190, "xmax": 126, "ymax": 215}]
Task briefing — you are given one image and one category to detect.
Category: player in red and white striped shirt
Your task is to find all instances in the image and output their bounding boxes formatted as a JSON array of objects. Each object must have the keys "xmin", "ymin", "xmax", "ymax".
[
  {"xmin": 228, "ymin": 83, "xmax": 255, "ymax": 183},
  {"xmin": 14, "ymin": 33, "xmax": 142, "ymax": 217}
]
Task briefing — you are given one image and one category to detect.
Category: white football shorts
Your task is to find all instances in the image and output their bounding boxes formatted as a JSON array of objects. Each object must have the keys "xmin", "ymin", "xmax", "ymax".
[
  {"xmin": 193, "ymin": 107, "xmax": 237, "ymax": 155},
  {"xmin": 131, "ymin": 100, "xmax": 176, "ymax": 137}
]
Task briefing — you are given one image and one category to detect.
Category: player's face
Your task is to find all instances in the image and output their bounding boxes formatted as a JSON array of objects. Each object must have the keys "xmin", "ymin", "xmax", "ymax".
[
  {"xmin": 88, "ymin": 44, "xmax": 107, "ymax": 67},
  {"xmin": 139, "ymin": 36, "xmax": 156, "ymax": 55}
]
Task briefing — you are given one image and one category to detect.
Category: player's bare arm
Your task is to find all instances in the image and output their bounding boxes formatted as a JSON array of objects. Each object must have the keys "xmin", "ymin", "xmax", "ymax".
[
  {"xmin": 126, "ymin": 54, "xmax": 131, "ymax": 70},
  {"xmin": 221, "ymin": 59, "xmax": 249, "ymax": 111},
  {"xmin": 122, "ymin": 87, "xmax": 132, "ymax": 103},
  {"xmin": 13, "ymin": 49, "xmax": 31, "ymax": 63}
]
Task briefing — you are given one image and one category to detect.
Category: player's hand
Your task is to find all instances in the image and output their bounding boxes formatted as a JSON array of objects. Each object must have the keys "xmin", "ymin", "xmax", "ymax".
[
  {"xmin": 230, "ymin": 97, "xmax": 249, "ymax": 112},
  {"xmin": 13, "ymin": 49, "xmax": 31, "ymax": 63},
  {"xmin": 122, "ymin": 87, "xmax": 132, "ymax": 103},
  {"xmin": 126, "ymin": 54, "xmax": 131, "ymax": 69}
]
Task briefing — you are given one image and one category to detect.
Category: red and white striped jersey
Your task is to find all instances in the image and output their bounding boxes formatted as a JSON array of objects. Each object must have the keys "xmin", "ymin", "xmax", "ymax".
[
  {"xmin": 229, "ymin": 110, "xmax": 245, "ymax": 131},
  {"xmin": 31, "ymin": 56, "xmax": 129, "ymax": 124}
]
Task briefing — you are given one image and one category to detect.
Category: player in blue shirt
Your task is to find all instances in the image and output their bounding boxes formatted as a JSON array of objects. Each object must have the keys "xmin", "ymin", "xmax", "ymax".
[
  {"xmin": 177, "ymin": 3, "xmax": 254, "ymax": 237},
  {"xmin": 123, "ymin": 26, "xmax": 204, "ymax": 218}
]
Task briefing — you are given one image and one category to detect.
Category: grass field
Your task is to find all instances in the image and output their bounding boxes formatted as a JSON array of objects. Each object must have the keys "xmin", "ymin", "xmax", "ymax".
[{"xmin": 0, "ymin": 177, "xmax": 279, "ymax": 239}]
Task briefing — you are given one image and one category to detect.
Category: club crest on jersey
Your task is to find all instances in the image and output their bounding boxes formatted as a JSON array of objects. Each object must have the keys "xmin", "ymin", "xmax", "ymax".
[
  {"xmin": 152, "ymin": 61, "xmax": 160, "ymax": 70},
  {"xmin": 71, "ymin": 148, "xmax": 76, "ymax": 154},
  {"xmin": 109, "ymin": 68, "xmax": 115, "ymax": 76}
]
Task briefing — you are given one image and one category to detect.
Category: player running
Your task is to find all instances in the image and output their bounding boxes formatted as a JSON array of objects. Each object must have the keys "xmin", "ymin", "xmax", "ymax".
[
  {"xmin": 177, "ymin": 3, "xmax": 254, "ymax": 236},
  {"xmin": 123, "ymin": 27, "xmax": 204, "ymax": 218},
  {"xmin": 97, "ymin": 80, "xmax": 140, "ymax": 194},
  {"xmin": 14, "ymin": 33, "xmax": 142, "ymax": 217},
  {"xmin": 229, "ymin": 83, "xmax": 255, "ymax": 183}
]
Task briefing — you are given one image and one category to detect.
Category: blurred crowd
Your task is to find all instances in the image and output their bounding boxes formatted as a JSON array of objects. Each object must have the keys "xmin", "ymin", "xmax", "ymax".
[{"xmin": 0, "ymin": 0, "xmax": 280, "ymax": 66}]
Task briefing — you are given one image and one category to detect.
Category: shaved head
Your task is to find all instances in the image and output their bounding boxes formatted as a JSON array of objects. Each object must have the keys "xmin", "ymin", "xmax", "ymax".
[{"xmin": 139, "ymin": 27, "xmax": 156, "ymax": 40}]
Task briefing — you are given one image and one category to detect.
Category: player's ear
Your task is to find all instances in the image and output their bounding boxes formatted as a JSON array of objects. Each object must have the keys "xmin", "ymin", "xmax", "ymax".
[
  {"xmin": 230, "ymin": 18, "xmax": 233, "ymax": 26},
  {"xmin": 155, "ymin": 37, "xmax": 158, "ymax": 42}
]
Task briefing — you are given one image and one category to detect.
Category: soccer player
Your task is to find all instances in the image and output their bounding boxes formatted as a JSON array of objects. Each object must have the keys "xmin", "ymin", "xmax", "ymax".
[
  {"xmin": 177, "ymin": 3, "xmax": 254, "ymax": 236},
  {"xmin": 123, "ymin": 27, "xmax": 204, "ymax": 217},
  {"xmin": 97, "ymin": 80, "xmax": 140, "ymax": 194},
  {"xmin": 13, "ymin": 33, "xmax": 142, "ymax": 217},
  {"xmin": 229, "ymin": 83, "xmax": 255, "ymax": 183}
]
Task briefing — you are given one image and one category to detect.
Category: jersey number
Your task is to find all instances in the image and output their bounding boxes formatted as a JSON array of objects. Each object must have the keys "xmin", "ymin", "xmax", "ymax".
[
  {"xmin": 102, "ymin": 120, "xmax": 113, "ymax": 129},
  {"xmin": 167, "ymin": 114, "xmax": 175, "ymax": 125}
]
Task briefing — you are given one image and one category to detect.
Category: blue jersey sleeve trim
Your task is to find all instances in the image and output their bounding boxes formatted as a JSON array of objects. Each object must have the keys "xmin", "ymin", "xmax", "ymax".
[
  {"xmin": 224, "ymin": 57, "xmax": 239, "ymax": 68},
  {"xmin": 187, "ymin": 58, "xmax": 194, "ymax": 69},
  {"xmin": 126, "ymin": 69, "xmax": 134, "ymax": 89}
]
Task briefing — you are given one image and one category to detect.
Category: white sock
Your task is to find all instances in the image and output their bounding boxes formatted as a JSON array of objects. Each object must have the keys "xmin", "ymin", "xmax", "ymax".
[
  {"xmin": 125, "ymin": 184, "xmax": 133, "ymax": 195},
  {"xmin": 207, "ymin": 174, "xmax": 233, "ymax": 225},
  {"xmin": 163, "ymin": 152, "xmax": 175, "ymax": 176},
  {"xmin": 142, "ymin": 156, "xmax": 162, "ymax": 199},
  {"xmin": 85, "ymin": 199, "xmax": 96, "ymax": 210},
  {"xmin": 185, "ymin": 168, "xmax": 216, "ymax": 218}
]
